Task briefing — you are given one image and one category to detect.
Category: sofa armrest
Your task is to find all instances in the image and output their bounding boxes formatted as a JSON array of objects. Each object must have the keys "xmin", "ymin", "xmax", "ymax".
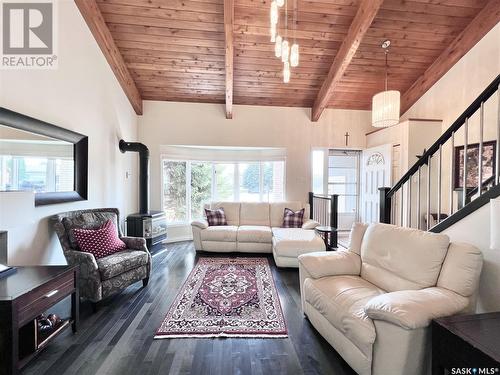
[
  {"xmin": 65, "ymin": 250, "xmax": 99, "ymax": 279},
  {"xmin": 121, "ymin": 236, "xmax": 148, "ymax": 251},
  {"xmin": 364, "ymin": 287, "xmax": 469, "ymax": 330},
  {"xmin": 302, "ymin": 219, "xmax": 320, "ymax": 230},
  {"xmin": 298, "ymin": 250, "xmax": 361, "ymax": 279},
  {"xmin": 191, "ymin": 220, "xmax": 209, "ymax": 229}
]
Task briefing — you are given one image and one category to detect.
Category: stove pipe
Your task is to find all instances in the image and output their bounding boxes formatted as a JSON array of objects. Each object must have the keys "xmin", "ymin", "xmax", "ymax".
[{"xmin": 119, "ymin": 140, "xmax": 150, "ymax": 214}]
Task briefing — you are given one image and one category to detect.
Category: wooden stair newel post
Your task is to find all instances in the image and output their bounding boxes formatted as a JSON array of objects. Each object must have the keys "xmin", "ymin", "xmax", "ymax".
[
  {"xmin": 379, "ymin": 187, "xmax": 392, "ymax": 224},
  {"xmin": 330, "ymin": 194, "xmax": 339, "ymax": 247}
]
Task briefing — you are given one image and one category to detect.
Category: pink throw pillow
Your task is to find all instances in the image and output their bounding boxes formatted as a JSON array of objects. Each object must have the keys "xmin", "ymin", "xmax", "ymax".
[{"xmin": 73, "ymin": 220, "xmax": 126, "ymax": 259}]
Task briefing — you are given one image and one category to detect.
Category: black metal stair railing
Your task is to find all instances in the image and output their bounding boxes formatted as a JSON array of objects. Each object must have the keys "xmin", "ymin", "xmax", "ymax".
[
  {"xmin": 379, "ymin": 74, "xmax": 500, "ymax": 233},
  {"xmin": 308, "ymin": 192, "xmax": 339, "ymax": 246}
]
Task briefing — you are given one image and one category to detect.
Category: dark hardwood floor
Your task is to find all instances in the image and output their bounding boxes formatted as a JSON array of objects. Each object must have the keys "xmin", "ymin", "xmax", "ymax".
[{"xmin": 22, "ymin": 241, "xmax": 355, "ymax": 375}]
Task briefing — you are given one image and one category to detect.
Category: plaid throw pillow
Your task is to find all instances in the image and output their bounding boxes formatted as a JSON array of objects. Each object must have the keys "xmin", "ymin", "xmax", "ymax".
[
  {"xmin": 205, "ymin": 208, "xmax": 228, "ymax": 226},
  {"xmin": 282, "ymin": 208, "xmax": 304, "ymax": 228}
]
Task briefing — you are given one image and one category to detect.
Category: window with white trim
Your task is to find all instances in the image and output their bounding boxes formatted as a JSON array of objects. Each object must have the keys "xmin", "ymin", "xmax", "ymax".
[{"xmin": 162, "ymin": 159, "xmax": 285, "ymax": 224}]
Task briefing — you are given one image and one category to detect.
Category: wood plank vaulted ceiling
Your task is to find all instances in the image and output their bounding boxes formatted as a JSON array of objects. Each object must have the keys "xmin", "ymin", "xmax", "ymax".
[{"xmin": 86, "ymin": 0, "xmax": 499, "ymax": 120}]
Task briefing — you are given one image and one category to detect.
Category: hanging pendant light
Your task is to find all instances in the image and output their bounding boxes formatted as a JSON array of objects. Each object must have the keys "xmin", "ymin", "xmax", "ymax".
[
  {"xmin": 281, "ymin": 39, "xmax": 289, "ymax": 63},
  {"xmin": 372, "ymin": 40, "xmax": 400, "ymax": 128},
  {"xmin": 290, "ymin": 0, "xmax": 299, "ymax": 68},
  {"xmin": 270, "ymin": 1, "xmax": 278, "ymax": 25},
  {"xmin": 269, "ymin": 0, "xmax": 298, "ymax": 83},
  {"xmin": 283, "ymin": 61, "xmax": 290, "ymax": 83},
  {"xmin": 275, "ymin": 35, "xmax": 282, "ymax": 57},
  {"xmin": 290, "ymin": 43, "xmax": 299, "ymax": 67}
]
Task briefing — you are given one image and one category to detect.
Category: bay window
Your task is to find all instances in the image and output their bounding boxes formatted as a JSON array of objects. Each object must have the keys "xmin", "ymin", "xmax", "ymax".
[{"xmin": 162, "ymin": 159, "xmax": 285, "ymax": 224}]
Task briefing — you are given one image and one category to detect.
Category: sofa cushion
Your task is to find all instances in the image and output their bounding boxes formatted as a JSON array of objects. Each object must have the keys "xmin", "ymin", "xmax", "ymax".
[
  {"xmin": 348, "ymin": 222, "xmax": 369, "ymax": 255},
  {"xmin": 96, "ymin": 250, "xmax": 149, "ymax": 280},
  {"xmin": 270, "ymin": 202, "xmax": 309, "ymax": 227},
  {"xmin": 200, "ymin": 225, "xmax": 238, "ymax": 242},
  {"xmin": 360, "ymin": 223, "xmax": 450, "ymax": 292},
  {"xmin": 272, "ymin": 228, "xmax": 325, "ymax": 258},
  {"xmin": 237, "ymin": 225, "xmax": 272, "ymax": 243},
  {"xmin": 239, "ymin": 202, "xmax": 270, "ymax": 226},
  {"xmin": 208, "ymin": 202, "xmax": 241, "ymax": 226},
  {"xmin": 437, "ymin": 242, "xmax": 483, "ymax": 297},
  {"xmin": 304, "ymin": 275, "xmax": 384, "ymax": 356}
]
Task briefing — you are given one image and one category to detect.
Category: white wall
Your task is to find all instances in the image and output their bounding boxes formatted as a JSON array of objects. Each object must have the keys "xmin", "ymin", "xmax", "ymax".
[
  {"xmin": 0, "ymin": 1, "xmax": 139, "ymax": 265},
  {"xmin": 401, "ymin": 23, "xmax": 500, "ymax": 312},
  {"xmin": 139, "ymin": 101, "xmax": 372, "ymax": 207},
  {"xmin": 443, "ymin": 200, "xmax": 500, "ymax": 312},
  {"xmin": 139, "ymin": 102, "xmax": 372, "ymax": 241}
]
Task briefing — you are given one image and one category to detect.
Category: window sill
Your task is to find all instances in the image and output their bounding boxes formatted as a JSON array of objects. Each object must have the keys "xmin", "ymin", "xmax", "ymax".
[{"xmin": 167, "ymin": 222, "xmax": 191, "ymax": 228}]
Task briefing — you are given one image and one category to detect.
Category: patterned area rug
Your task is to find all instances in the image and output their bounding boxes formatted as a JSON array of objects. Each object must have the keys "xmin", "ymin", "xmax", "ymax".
[{"xmin": 155, "ymin": 257, "xmax": 287, "ymax": 338}]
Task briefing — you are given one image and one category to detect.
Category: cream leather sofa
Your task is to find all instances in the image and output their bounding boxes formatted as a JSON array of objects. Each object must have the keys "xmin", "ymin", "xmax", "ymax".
[
  {"xmin": 191, "ymin": 201, "xmax": 326, "ymax": 267},
  {"xmin": 298, "ymin": 222, "xmax": 483, "ymax": 375}
]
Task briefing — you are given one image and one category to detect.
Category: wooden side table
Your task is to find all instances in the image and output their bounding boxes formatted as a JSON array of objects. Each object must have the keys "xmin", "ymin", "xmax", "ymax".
[
  {"xmin": 0, "ymin": 266, "xmax": 79, "ymax": 375},
  {"xmin": 315, "ymin": 226, "xmax": 338, "ymax": 251},
  {"xmin": 432, "ymin": 313, "xmax": 500, "ymax": 375}
]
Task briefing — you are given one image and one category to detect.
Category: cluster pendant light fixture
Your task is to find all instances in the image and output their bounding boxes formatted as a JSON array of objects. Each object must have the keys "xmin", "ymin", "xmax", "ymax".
[
  {"xmin": 270, "ymin": 0, "xmax": 299, "ymax": 83},
  {"xmin": 372, "ymin": 40, "xmax": 400, "ymax": 127}
]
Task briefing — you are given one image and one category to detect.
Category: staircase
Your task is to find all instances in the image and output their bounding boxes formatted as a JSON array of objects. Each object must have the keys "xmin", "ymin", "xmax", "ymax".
[{"xmin": 379, "ymin": 74, "xmax": 500, "ymax": 233}]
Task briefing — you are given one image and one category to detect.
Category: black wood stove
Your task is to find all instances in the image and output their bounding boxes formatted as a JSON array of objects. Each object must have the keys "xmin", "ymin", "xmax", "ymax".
[{"xmin": 119, "ymin": 140, "xmax": 167, "ymax": 249}]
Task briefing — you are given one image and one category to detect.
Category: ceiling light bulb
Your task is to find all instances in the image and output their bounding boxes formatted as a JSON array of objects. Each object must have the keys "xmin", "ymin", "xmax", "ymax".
[
  {"xmin": 270, "ymin": 24, "xmax": 277, "ymax": 42},
  {"xmin": 277, "ymin": 0, "xmax": 284, "ymax": 6},
  {"xmin": 270, "ymin": 1, "xmax": 278, "ymax": 25},
  {"xmin": 290, "ymin": 43, "xmax": 299, "ymax": 67},
  {"xmin": 275, "ymin": 35, "xmax": 282, "ymax": 57},
  {"xmin": 281, "ymin": 39, "xmax": 289, "ymax": 63},
  {"xmin": 283, "ymin": 61, "xmax": 290, "ymax": 83}
]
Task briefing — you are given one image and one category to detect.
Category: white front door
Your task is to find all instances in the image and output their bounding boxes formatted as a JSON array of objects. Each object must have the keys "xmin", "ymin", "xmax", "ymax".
[{"xmin": 361, "ymin": 144, "xmax": 392, "ymax": 223}]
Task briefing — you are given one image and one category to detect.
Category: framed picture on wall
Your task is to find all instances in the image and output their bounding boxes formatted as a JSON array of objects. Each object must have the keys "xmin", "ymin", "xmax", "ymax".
[{"xmin": 454, "ymin": 141, "xmax": 496, "ymax": 189}]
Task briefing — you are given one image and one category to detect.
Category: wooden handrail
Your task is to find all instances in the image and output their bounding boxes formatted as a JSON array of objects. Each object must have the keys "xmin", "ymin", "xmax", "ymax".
[{"xmin": 310, "ymin": 194, "xmax": 332, "ymax": 200}]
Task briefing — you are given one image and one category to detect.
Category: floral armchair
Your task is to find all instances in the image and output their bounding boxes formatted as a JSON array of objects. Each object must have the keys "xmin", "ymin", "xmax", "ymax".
[{"xmin": 52, "ymin": 208, "xmax": 151, "ymax": 309}]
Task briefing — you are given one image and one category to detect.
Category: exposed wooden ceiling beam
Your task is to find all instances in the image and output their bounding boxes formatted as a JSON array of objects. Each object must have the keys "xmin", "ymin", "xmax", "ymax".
[
  {"xmin": 75, "ymin": 0, "xmax": 143, "ymax": 115},
  {"xmin": 311, "ymin": 0, "xmax": 383, "ymax": 122},
  {"xmin": 400, "ymin": 0, "xmax": 500, "ymax": 115},
  {"xmin": 224, "ymin": 0, "xmax": 234, "ymax": 119}
]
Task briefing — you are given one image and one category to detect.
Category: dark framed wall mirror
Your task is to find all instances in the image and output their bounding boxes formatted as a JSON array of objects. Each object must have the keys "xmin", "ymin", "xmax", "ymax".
[{"xmin": 0, "ymin": 107, "xmax": 88, "ymax": 206}]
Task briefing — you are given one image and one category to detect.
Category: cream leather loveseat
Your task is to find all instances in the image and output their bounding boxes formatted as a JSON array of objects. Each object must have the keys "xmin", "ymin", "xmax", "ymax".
[
  {"xmin": 191, "ymin": 201, "xmax": 326, "ymax": 267},
  {"xmin": 299, "ymin": 222, "xmax": 483, "ymax": 375}
]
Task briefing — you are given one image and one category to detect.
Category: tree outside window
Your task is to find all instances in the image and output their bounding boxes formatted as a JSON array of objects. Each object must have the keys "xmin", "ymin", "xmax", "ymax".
[
  {"xmin": 162, "ymin": 159, "xmax": 285, "ymax": 224},
  {"xmin": 163, "ymin": 161, "xmax": 187, "ymax": 222},
  {"xmin": 190, "ymin": 163, "xmax": 212, "ymax": 220}
]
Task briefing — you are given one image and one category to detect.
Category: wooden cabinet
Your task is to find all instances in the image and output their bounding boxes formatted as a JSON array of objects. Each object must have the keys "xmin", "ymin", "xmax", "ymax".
[
  {"xmin": 432, "ymin": 313, "xmax": 500, "ymax": 374},
  {"xmin": 0, "ymin": 266, "xmax": 79, "ymax": 375}
]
